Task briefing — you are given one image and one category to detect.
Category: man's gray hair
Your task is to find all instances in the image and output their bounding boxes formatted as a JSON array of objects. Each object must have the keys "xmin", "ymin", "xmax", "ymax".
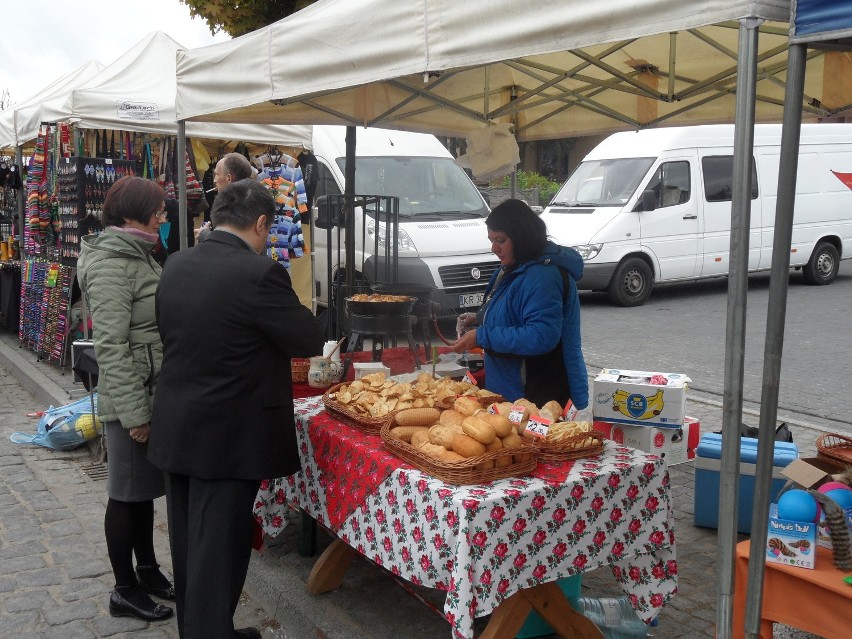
[{"xmin": 210, "ymin": 179, "xmax": 275, "ymax": 230}]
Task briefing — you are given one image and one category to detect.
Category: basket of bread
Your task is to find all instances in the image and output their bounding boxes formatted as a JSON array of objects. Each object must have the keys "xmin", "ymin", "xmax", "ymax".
[
  {"xmin": 491, "ymin": 398, "xmax": 604, "ymax": 463},
  {"xmin": 323, "ymin": 371, "xmax": 501, "ymax": 433},
  {"xmin": 381, "ymin": 397, "xmax": 537, "ymax": 485}
]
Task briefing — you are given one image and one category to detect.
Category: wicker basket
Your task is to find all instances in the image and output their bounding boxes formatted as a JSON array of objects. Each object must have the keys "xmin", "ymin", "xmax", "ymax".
[
  {"xmin": 530, "ymin": 429, "xmax": 605, "ymax": 463},
  {"xmin": 380, "ymin": 421, "xmax": 537, "ymax": 485},
  {"xmin": 291, "ymin": 358, "xmax": 310, "ymax": 383},
  {"xmin": 322, "ymin": 383, "xmax": 397, "ymax": 433},
  {"xmin": 437, "ymin": 394, "xmax": 505, "ymax": 411},
  {"xmin": 816, "ymin": 433, "xmax": 852, "ymax": 466}
]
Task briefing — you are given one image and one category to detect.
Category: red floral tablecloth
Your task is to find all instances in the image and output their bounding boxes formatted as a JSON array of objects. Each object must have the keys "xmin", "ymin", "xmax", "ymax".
[{"xmin": 254, "ymin": 398, "xmax": 678, "ymax": 639}]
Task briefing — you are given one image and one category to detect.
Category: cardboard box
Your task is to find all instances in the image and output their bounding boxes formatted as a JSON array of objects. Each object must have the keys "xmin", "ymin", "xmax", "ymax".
[
  {"xmin": 593, "ymin": 416, "xmax": 700, "ymax": 466},
  {"xmin": 592, "ymin": 368, "xmax": 690, "ymax": 428},
  {"xmin": 353, "ymin": 362, "xmax": 391, "ymax": 379},
  {"xmin": 693, "ymin": 434, "xmax": 798, "ymax": 534},
  {"xmin": 766, "ymin": 503, "xmax": 817, "ymax": 569},
  {"xmin": 780, "ymin": 457, "xmax": 852, "ymax": 550}
]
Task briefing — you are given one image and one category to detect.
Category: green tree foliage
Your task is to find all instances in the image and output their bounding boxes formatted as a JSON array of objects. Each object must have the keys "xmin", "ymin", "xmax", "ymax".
[
  {"xmin": 180, "ymin": 0, "xmax": 317, "ymax": 37},
  {"xmin": 498, "ymin": 171, "xmax": 561, "ymax": 206}
]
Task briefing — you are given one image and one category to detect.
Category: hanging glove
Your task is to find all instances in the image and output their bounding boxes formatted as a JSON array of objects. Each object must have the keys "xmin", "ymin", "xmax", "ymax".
[{"xmin": 455, "ymin": 312, "xmax": 478, "ymax": 340}]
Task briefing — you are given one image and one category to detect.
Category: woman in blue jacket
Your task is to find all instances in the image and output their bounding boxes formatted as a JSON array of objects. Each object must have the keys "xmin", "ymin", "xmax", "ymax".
[{"xmin": 452, "ymin": 199, "xmax": 589, "ymax": 410}]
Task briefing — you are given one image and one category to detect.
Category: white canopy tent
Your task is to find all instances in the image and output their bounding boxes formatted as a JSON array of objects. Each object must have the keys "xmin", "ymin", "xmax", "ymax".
[
  {"xmin": 0, "ymin": 60, "xmax": 105, "ymax": 149},
  {"xmin": 173, "ymin": 2, "xmax": 852, "ymax": 638},
  {"xmin": 63, "ymin": 31, "xmax": 312, "ymax": 147},
  {"xmin": 174, "ymin": 0, "xmax": 849, "ymax": 141}
]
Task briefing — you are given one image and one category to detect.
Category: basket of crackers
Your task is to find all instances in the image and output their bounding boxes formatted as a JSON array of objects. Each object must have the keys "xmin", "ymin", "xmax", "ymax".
[
  {"xmin": 381, "ymin": 397, "xmax": 538, "ymax": 485},
  {"xmin": 322, "ymin": 371, "xmax": 502, "ymax": 434},
  {"xmin": 491, "ymin": 399, "xmax": 604, "ymax": 463}
]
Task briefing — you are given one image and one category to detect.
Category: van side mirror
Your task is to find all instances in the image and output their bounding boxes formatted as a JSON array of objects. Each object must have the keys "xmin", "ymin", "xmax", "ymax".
[
  {"xmin": 638, "ymin": 189, "xmax": 656, "ymax": 212},
  {"xmin": 314, "ymin": 196, "xmax": 339, "ymax": 229}
]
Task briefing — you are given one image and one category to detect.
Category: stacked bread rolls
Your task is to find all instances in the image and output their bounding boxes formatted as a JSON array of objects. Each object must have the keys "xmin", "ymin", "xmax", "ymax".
[{"xmin": 388, "ymin": 406, "xmax": 532, "ymax": 467}]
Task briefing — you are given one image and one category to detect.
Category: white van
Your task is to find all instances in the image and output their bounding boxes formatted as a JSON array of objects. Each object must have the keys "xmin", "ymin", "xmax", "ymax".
[
  {"xmin": 541, "ymin": 123, "xmax": 852, "ymax": 306},
  {"xmin": 310, "ymin": 125, "xmax": 498, "ymax": 318}
]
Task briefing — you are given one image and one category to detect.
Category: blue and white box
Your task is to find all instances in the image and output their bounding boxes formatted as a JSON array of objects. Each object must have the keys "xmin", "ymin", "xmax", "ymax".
[
  {"xmin": 693, "ymin": 433, "xmax": 798, "ymax": 534},
  {"xmin": 767, "ymin": 503, "xmax": 816, "ymax": 569},
  {"xmin": 592, "ymin": 368, "xmax": 690, "ymax": 428}
]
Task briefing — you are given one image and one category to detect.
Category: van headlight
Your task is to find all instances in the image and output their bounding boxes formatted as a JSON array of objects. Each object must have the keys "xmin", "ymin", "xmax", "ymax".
[
  {"xmin": 367, "ymin": 219, "xmax": 417, "ymax": 254},
  {"xmin": 572, "ymin": 244, "xmax": 603, "ymax": 260}
]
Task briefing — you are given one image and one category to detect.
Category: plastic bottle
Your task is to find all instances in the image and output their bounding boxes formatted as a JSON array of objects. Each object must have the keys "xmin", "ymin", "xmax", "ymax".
[{"xmin": 571, "ymin": 596, "xmax": 654, "ymax": 638}]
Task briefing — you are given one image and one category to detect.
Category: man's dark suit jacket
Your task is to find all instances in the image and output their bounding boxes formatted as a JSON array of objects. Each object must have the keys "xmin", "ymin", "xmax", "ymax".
[{"xmin": 148, "ymin": 230, "xmax": 323, "ymax": 480}]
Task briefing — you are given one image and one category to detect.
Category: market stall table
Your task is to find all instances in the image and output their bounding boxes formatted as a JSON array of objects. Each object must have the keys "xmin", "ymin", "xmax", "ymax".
[
  {"xmin": 255, "ymin": 397, "xmax": 678, "ymax": 639},
  {"xmin": 732, "ymin": 540, "xmax": 852, "ymax": 639}
]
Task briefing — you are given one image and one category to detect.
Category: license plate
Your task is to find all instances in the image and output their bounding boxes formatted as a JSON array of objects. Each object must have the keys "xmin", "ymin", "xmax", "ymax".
[{"xmin": 459, "ymin": 292, "xmax": 484, "ymax": 308}]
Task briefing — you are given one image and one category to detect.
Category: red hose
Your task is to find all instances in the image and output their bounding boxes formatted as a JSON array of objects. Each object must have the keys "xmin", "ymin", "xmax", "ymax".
[{"xmin": 432, "ymin": 316, "xmax": 454, "ymax": 346}]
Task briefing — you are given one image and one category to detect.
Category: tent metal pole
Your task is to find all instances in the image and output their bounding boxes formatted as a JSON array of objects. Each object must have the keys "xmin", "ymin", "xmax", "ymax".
[
  {"xmin": 177, "ymin": 121, "xmax": 188, "ymax": 251},
  {"xmin": 716, "ymin": 18, "xmax": 760, "ymax": 639},
  {"xmin": 15, "ymin": 145, "xmax": 25, "ymax": 251},
  {"xmin": 344, "ymin": 126, "xmax": 356, "ymax": 294},
  {"xmin": 744, "ymin": 42, "xmax": 807, "ymax": 639}
]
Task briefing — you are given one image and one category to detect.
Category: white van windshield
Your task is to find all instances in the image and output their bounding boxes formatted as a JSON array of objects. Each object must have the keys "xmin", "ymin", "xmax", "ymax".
[
  {"xmin": 550, "ymin": 157, "xmax": 655, "ymax": 208},
  {"xmin": 336, "ymin": 156, "xmax": 488, "ymax": 218}
]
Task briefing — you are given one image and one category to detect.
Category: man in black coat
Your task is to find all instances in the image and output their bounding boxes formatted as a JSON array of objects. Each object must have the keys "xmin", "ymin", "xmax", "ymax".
[{"xmin": 149, "ymin": 178, "xmax": 323, "ymax": 639}]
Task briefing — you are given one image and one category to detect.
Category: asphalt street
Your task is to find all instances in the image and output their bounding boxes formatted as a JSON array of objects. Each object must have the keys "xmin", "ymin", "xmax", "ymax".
[{"xmin": 579, "ymin": 262, "xmax": 852, "ymax": 432}]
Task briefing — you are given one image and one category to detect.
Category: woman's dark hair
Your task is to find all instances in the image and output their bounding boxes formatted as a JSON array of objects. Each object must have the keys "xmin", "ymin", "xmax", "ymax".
[
  {"xmin": 485, "ymin": 199, "xmax": 547, "ymax": 265},
  {"xmin": 210, "ymin": 178, "xmax": 275, "ymax": 230},
  {"xmin": 102, "ymin": 176, "xmax": 165, "ymax": 227}
]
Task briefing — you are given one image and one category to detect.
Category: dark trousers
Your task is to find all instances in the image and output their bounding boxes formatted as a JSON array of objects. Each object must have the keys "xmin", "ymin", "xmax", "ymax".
[{"xmin": 164, "ymin": 472, "xmax": 260, "ymax": 639}]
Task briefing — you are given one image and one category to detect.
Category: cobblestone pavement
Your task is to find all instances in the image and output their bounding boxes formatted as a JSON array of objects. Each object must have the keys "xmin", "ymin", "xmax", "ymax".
[
  {"xmin": 0, "ymin": 328, "xmax": 836, "ymax": 638},
  {"xmin": 0, "ymin": 366, "xmax": 282, "ymax": 638}
]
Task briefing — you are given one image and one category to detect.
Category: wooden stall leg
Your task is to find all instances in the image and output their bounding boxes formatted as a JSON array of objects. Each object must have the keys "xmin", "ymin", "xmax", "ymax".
[
  {"xmin": 298, "ymin": 510, "xmax": 317, "ymax": 557},
  {"xmin": 306, "ymin": 538, "xmax": 358, "ymax": 594},
  {"xmin": 479, "ymin": 582, "xmax": 604, "ymax": 639}
]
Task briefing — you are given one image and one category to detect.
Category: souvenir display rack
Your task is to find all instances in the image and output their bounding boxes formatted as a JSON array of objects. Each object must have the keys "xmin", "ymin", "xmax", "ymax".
[
  {"xmin": 57, "ymin": 156, "xmax": 136, "ymax": 264},
  {"xmin": 19, "ymin": 259, "xmax": 74, "ymax": 366}
]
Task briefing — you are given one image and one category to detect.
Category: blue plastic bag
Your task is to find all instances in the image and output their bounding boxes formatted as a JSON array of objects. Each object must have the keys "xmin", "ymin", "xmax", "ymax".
[{"xmin": 10, "ymin": 394, "xmax": 101, "ymax": 451}]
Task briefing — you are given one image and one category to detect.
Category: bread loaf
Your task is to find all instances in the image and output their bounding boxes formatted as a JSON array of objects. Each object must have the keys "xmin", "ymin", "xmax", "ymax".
[
  {"xmin": 485, "ymin": 438, "xmax": 503, "ymax": 453},
  {"xmin": 395, "ymin": 407, "xmax": 441, "ymax": 427},
  {"xmin": 539, "ymin": 400, "xmax": 563, "ymax": 423}
]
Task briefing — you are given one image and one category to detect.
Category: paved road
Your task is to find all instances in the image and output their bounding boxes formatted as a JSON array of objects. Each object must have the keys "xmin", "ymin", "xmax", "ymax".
[{"xmin": 579, "ymin": 262, "xmax": 852, "ymax": 430}]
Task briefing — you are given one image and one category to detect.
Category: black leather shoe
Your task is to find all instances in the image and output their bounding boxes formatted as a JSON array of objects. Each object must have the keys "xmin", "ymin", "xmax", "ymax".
[
  {"xmin": 135, "ymin": 565, "xmax": 176, "ymax": 600},
  {"xmin": 235, "ymin": 628, "xmax": 261, "ymax": 639},
  {"xmin": 109, "ymin": 589, "xmax": 173, "ymax": 622}
]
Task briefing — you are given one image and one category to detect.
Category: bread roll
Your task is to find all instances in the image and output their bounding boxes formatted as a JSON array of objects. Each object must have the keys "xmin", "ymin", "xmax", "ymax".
[
  {"xmin": 389, "ymin": 425, "xmax": 429, "ymax": 443},
  {"xmin": 452, "ymin": 433, "xmax": 487, "ymax": 457},
  {"xmin": 410, "ymin": 429, "xmax": 431, "ymax": 448},
  {"xmin": 428, "ymin": 424, "xmax": 457, "ymax": 449},
  {"xmin": 485, "ymin": 438, "xmax": 503, "ymax": 453},
  {"xmin": 439, "ymin": 409, "xmax": 465, "ymax": 429},
  {"xmin": 462, "ymin": 416, "xmax": 497, "ymax": 445},
  {"xmin": 480, "ymin": 412, "xmax": 513, "ymax": 437},
  {"xmin": 454, "ymin": 396, "xmax": 482, "ymax": 416}
]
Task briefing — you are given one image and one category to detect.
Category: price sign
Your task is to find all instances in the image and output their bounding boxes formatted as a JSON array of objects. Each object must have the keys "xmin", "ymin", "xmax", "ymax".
[
  {"xmin": 508, "ymin": 405, "xmax": 526, "ymax": 424},
  {"xmin": 464, "ymin": 371, "xmax": 478, "ymax": 386},
  {"xmin": 525, "ymin": 415, "xmax": 551, "ymax": 438},
  {"xmin": 562, "ymin": 399, "xmax": 578, "ymax": 421}
]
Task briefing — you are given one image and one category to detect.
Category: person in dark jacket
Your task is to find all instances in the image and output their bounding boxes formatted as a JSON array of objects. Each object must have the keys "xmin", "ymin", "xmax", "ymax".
[
  {"xmin": 148, "ymin": 178, "xmax": 324, "ymax": 639},
  {"xmin": 451, "ymin": 199, "xmax": 589, "ymax": 409},
  {"xmin": 77, "ymin": 176, "xmax": 174, "ymax": 624}
]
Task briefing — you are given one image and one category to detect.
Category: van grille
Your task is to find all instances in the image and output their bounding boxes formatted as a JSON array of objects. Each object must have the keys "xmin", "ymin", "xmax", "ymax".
[{"xmin": 439, "ymin": 261, "xmax": 500, "ymax": 288}]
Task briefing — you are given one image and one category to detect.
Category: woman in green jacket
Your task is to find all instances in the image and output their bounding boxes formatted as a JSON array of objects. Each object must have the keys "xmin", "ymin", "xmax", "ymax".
[{"xmin": 77, "ymin": 176, "xmax": 173, "ymax": 623}]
